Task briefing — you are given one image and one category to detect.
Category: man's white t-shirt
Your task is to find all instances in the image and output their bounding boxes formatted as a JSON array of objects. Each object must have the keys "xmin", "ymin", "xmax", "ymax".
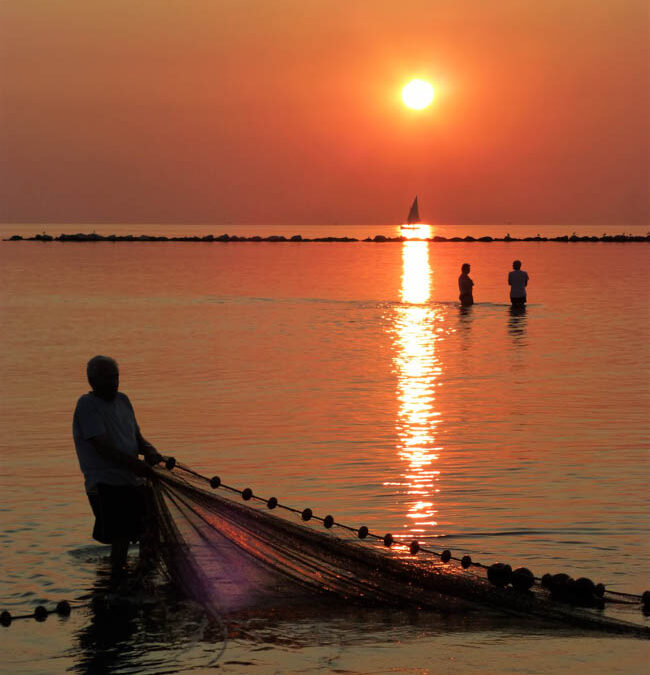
[
  {"xmin": 73, "ymin": 392, "xmax": 144, "ymax": 493},
  {"xmin": 508, "ymin": 269, "xmax": 529, "ymax": 298}
]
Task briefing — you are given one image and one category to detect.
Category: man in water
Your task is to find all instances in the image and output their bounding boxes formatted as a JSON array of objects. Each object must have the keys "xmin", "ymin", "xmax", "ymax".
[
  {"xmin": 458, "ymin": 263, "xmax": 474, "ymax": 306},
  {"xmin": 73, "ymin": 356, "xmax": 162, "ymax": 574},
  {"xmin": 508, "ymin": 260, "xmax": 529, "ymax": 306}
]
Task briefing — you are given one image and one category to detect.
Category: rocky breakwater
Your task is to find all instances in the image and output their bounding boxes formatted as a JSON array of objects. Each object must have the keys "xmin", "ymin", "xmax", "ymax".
[{"xmin": 5, "ymin": 232, "xmax": 650, "ymax": 243}]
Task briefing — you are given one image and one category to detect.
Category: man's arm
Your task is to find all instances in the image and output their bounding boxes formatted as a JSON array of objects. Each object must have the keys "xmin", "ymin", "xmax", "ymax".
[
  {"xmin": 122, "ymin": 393, "xmax": 163, "ymax": 464},
  {"xmin": 136, "ymin": 429, "xmax": 163, "ymax": 464},
  {"xmin": 88, "ymin": 434, "xmax": 153, "ymax": 477}
]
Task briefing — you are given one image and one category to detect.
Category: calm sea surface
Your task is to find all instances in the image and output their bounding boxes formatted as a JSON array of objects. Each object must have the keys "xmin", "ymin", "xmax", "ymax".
[{"xmin": 1, "ymin": 229, "xmax": 648, "ymax": 673}]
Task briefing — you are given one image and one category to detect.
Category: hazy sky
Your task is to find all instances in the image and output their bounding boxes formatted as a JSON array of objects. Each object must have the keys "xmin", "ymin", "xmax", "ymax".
[{"xmin": 1, "ymin": 1, "xmax": 648, "ymax": 225}]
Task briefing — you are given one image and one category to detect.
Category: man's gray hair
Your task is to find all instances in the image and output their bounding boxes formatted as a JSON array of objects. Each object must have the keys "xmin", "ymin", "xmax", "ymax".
[{"xmin": 87, "ymin": 355, "xmax": 118, "ymax": 382}]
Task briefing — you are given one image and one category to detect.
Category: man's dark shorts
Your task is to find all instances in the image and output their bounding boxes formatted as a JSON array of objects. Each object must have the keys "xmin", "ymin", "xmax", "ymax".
[
  {"xmin": 511, "ymin": 296, "xmax": 527, "ymax": 306},
  {"xmin": 87, "ymin": 483, "xmax": 151, "ymax": 544}
]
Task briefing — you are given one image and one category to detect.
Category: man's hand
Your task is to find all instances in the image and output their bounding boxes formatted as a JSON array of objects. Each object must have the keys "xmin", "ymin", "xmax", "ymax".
[
  {"xmin": 88, "ymin": 434, "xmax": 159, "ymax": 479},
  {"xmin": 137, "ymin": 431, "xmax": 163, "ymax": 466},
  {"xmin": 134, "ymin": 459, "xmax": 157, "ymax": 479},
  {"xmin": 145, "ymin": 451, "xmax": 164, "ymax": 466}
]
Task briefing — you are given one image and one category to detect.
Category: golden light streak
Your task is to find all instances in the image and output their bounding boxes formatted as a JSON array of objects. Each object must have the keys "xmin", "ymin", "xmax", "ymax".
[
  {"xmin": 400, "ymin": 224, "xmax": 432, "ymax": 240},
  {"xmin": 386, "ymin": 237, "xmax": 445, "ymax": 540}
]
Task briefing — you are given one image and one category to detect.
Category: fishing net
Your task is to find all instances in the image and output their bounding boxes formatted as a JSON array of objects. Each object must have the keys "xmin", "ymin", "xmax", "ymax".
[{"xmin": 150, "ymin": 463, "xmax": 649, "ymax": 637}]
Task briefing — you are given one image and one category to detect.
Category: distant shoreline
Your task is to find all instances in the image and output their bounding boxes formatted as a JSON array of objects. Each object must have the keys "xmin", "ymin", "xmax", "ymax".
[{"xmin": 4, "ymin": 232, "xmax": 649, "ymax": 243}]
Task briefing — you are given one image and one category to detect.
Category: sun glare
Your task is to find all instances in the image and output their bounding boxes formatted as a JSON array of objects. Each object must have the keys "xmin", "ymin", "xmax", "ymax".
[{"xmin": 402, "ymin": 79, "xmax": 434, "ymax": 110}]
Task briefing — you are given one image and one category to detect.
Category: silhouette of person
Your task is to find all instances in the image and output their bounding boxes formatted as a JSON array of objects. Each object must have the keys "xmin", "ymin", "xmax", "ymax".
[
  {"xmin": 508, "ymin": 260, "xmax": 529, "ymax": 307},
  {"xmin": 73, "ymin": 356, "xmax": 162, "ymax": 575},
  {"xmin": 458, "ymin": 263, "xmax": 474, "ymax": 306}
]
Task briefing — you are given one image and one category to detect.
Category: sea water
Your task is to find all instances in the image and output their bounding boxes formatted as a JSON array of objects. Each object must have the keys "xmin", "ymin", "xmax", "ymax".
[{"xmin": 1, "ymin": 229, "xmax": 648, "ymax": 673}]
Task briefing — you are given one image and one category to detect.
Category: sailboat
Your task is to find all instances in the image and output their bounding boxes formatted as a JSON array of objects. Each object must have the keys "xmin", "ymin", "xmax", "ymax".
[{"xmin": 401, "ymin": 196, "xmax": 421, "ymax": 230}]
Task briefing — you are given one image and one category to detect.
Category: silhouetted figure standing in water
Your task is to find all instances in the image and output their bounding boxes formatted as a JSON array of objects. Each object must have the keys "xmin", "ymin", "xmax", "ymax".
[
  {"xmin": 73, "ymin": 356, "xmax": 162, "ymax": 575},
  {"xmin": 508, "ymin": 260, "xmax": 529, "ymax": 307},
  {"xmin": 458, "ymin": 263, "xmax": 474, "ymax": 306}
]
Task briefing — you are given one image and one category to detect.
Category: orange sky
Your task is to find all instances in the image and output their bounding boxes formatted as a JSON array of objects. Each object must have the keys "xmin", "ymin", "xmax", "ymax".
[{"xmin": 1, "ymin": 0, "xmax": 648, "ymax": 225}]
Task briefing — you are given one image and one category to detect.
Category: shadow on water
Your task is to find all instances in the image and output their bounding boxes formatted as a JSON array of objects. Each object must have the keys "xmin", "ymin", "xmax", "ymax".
[
  {"xmin": 508, "ymin": 304, "xmax": 528, "ymax": 345},
  {"xmin": 458, "ymin": 304, "xmax": 475, "ymax": 324},
  {"xmin": 457, "ymin": 303, "xmax": 475, "ymax": 351},
  {"xmin": 66, "ymin": 556, "xmax": 624, "ymax": 675},
  {"xmin": 70, "ymin": 565, "xmax": 227, "ymax": 674}
]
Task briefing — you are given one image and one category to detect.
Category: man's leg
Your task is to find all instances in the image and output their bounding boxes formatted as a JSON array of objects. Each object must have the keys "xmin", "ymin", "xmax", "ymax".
[
  {"xmin": 137, "ymin": 485, "xmax": 158, "ymax": 571},
  {"xmin": 110, "ymin": 538, "xmax": 129, "ymax": 573}
]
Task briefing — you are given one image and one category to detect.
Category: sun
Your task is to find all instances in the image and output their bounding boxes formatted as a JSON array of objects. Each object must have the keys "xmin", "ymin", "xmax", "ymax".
[{"xmin": 402, "ymin": 79, "xmax": 434, "ymax": 110}]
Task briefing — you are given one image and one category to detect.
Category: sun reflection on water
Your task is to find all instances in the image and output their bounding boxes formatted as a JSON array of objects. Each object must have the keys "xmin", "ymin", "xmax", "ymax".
[
  {"xmin": 387, "ymin": 233, "xmax": 443, "ymax": 542},
  {"xmin": 400, "ymin": 224, "xmax": 432, "ymax": 241}
]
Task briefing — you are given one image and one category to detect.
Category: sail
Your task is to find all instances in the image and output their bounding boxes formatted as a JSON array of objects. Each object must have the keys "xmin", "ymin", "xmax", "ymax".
[{"xmin": 407, "ymin": 196, "xmax": 420, "ymax": 224}]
